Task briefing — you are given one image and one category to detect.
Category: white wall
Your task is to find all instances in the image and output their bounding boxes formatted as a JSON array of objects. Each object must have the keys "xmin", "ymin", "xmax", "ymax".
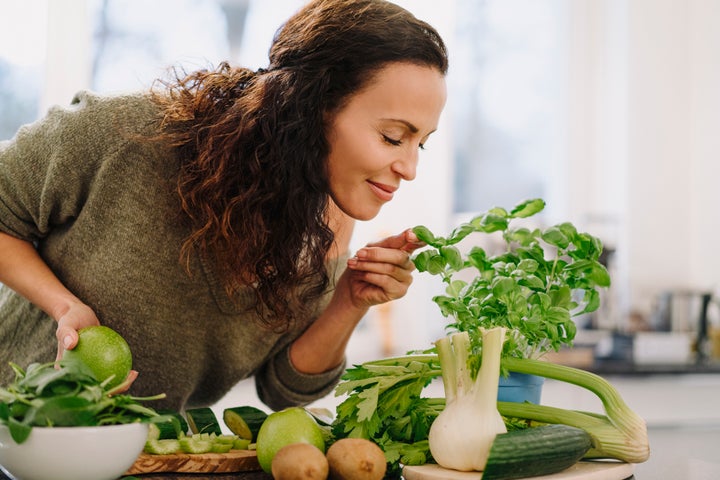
[
  {"xmin": 41, "ymin": 0, "xmax": 92, "ymax": 113},
  {"xmin": 551, "ymin": 0, "xmax": 720, "ymax": 324},
  {"xmin": 342, "ymin": 0, "xmax": 720, "ymax": 346},
  {"xmin": 351, "ymin": 0, "xmax": 457, "ymax": 352},
  {"xmin": 624, "ymin": 0, "xmax": 720, "ymax": 314}
]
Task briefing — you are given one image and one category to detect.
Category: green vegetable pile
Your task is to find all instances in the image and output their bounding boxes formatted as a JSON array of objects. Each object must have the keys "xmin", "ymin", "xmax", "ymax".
[
  {"xmin": 0, "ymin": 359, "xmax": 165, "ymax": 444},
  {"xmin": 331, "ymin": 352, "xmax": 649, "ymax": 478},
  {"xmin": 330, "ymin": 199, "xmax": 649, "ymax": 478},
  {"xmin": 332, "ymin": 355, "xmax": 442, "ymax": 478}
]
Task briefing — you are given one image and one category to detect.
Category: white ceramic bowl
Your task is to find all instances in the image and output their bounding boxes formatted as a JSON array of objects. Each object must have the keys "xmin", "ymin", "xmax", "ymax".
[{"xmin": 0, "ymin": 422, "xmax": 148, "ymax": 480}]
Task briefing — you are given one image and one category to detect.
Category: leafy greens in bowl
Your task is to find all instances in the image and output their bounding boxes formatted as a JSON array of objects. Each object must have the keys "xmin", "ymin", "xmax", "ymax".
[
  {"xmin": 0, "ymin": 360, "xmax": 164, "ymax": 444},
  {"xmin": 0, "ymin": 422, "xmax": 149, "ymax": 480}
]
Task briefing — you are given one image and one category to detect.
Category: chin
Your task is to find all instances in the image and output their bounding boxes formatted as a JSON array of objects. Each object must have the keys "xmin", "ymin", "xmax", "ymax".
[
  {"xmin": 344, "ymin": 206, "xmax": 382, "ymax": 221},
  {"xmin": 345, "ymin": 208, "xmax": 379, "ymax": 221},
  {"xmin": 332, "ymin": 195, "xmax": 384, "ymax": 221}
]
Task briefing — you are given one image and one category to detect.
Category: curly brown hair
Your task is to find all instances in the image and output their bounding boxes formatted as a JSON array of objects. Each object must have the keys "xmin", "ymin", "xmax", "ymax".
[{"xmin": 150, "ymin": 0, "xmax": 448, "ymax": 331}]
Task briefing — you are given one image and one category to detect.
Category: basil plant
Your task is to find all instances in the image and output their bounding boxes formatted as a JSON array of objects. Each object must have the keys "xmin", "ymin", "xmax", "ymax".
[{"xmin": 412, "ymin": 198, "xmax": 611, "ymax": 360}]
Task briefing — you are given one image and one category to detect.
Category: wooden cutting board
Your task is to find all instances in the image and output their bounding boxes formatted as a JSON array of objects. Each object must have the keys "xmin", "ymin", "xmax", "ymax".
[
  {"xmin": 126, "ymin": 450, "xmax": 261, "ymax": 475},
  {"xmin": 403, "ymin": 461, "xmax": 634, "ymax": 480}
]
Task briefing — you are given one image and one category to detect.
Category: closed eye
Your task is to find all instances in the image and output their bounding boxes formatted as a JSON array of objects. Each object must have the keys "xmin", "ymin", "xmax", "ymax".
[
  {"xmin": 382, "ymin": 135, "xmax": 402, "ymax": 146},
  {"xmin": 383, "ymin": 134, "xmax": 426, "ymax": 150}
]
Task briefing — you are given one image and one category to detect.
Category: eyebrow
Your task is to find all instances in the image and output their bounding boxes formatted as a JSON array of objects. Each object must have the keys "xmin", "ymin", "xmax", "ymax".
[
  {"xmin": 381, "ymin": 118, "xmax": 439, "ymax": 137},
  {"xmin": 381, "ymin": 118, "xmax": 420, "ymax": 134}
]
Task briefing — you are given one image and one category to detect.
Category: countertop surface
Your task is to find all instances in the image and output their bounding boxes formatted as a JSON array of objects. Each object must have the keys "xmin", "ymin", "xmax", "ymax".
[
  {"xmin": 3, "ymin": 371, "xmax": 719, "ymax": 480},
  {"xmin": 589, "ymin": 359, "xmax": 720, "ymax": 375},
  {"xmin": 0, "ymin": 469, "xmax": 631, "ymax": 480}
]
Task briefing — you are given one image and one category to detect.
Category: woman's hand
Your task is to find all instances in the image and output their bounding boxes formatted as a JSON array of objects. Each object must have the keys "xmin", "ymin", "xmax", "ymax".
[
  {"xmin": 54, "ymin": 301, "xmax": 101, "ymax": 362},
  {"xmin": 289, "ymin": 228, "xmax": 424, "ymax": 374},
  {"xmin": 55, "ymin": 301, "xmax": 139, "ymax": 392},
  {"xmin": 343, "ymin": 228, "xmax": 425, "ymax": 308},
  {"xmin": 0, "ymin": 232, "xmax": 138, "ymax": 389}
]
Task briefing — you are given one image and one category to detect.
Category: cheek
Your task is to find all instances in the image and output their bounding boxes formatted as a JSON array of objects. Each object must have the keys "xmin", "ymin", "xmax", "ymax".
[
  {"xmin": 326, "ymin": 119, "xmax": 389, "ymax": 186},
  {"xmin": 328, "ymin": 135, "xmax": 364, "ymax": 182}
]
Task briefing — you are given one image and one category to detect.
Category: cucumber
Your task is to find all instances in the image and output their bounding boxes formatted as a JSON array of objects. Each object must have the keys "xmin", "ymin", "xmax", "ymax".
[
  {"xmin": 215, "ymin": 434, "xmax": 239, "ymax": 445},
  {"xmin": 144, "ymin": 438, "xmax": 181, "ymax": 455},
  {"xmin": 211, "ymin": 442, "xmax": 234, "ymax": 453},
  {"xmin": 156, "ymin": 409, "xmax": 189, "ymax": 438},
  {"xmin": 186, "ymin": 407, "xmax": 222, "ymax": 436},
  {"xmin": 233, "ymin": 437, "xmax": 252, "ymax": 450},
  {"xmin": 223, "ymin": 406, "xmax": 268, "ymax": 441},
  {"xmin": 179, "ymin": 434, "xmax": 214, "ymax": 454},
  {"xmin": 482, "ymin": 424, "xmax": 592, "ymax": 480},
  {"xmin": 146, "ymin": 423, "xmax": 162, "ymax": 441}
]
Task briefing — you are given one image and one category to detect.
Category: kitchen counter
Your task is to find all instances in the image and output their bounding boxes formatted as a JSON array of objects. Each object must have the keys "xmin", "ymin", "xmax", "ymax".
[
  {"xmin": 3, "ymin": 370, "xmax": 718, "ymax": 479},
  {"xmin": 0, "ymin": 469, "xmax": 633, "ymax": 480},
  {"xmin": 123, "ymin": 473, "xmax": 272, "ymax": 479},
  {"xmin": 589, "ymin": 359, "xmax": 720, "ymax": 376}
]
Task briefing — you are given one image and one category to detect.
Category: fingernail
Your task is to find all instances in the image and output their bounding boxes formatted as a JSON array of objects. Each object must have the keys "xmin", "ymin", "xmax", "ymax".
[
  {"xmin": 356, "ymin": 249, "xmax": 368, "ymax": 259},
  {"xmin": 63, "ymin": 335, "xmax": 72, "ymax": 349}
]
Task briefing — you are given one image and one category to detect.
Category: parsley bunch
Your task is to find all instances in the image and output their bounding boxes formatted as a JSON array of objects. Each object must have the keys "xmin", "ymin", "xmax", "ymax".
[{"xmin": 331, "ymin": 355, "xmax": 443, "ymax": 478}]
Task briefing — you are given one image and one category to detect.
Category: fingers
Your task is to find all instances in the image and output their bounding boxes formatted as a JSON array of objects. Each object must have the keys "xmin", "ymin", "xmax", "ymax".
[
  {"xmin": 365, "ymin": 228, "xmax": 425, "ymax": 254},
  {"xmin": 55, "ymin": 327, "xmax": 79, "ymax": 363},
  {"xmin": 348, "ymin": 246, "xmax": 414, "ymax": 280},
  {"xmin": 342, "ymin": 229, "xmax": 427, "ymax": 306},
  {"xmin": 106, "ymin": 370, "xmax": 139, "ymax": 396},
  {"xmin": 54, "ymin": 302, "xmax": 101, "ymax": 362},
  {"xmin": 57, "ymin": 325, "xmax": 79, "ymax": 351}
]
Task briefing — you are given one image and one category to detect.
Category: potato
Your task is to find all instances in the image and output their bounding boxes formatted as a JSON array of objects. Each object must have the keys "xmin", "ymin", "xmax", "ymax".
[
  {"xmin": 326, "ymin": 438, "xmax": 387, "ymax": 480},
  {"xmin": 271, "ymin": 442, "xmax": 329, "ymax": 480}
]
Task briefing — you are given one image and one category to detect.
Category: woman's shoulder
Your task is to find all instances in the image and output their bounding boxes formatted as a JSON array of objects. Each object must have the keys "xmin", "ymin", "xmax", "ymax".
[
  {"xmin": 61, "ymin": 90, "xmax": 160, "ymax": 126},
  {"xmin": 24, "ymin": 90, "xmax": 162, "ymax": 153}
]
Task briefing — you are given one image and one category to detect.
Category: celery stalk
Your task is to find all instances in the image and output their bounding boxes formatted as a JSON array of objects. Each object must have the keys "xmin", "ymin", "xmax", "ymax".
[{"xmin": 501, "ymin": 357, "xmax": 650, "ymax": 463}]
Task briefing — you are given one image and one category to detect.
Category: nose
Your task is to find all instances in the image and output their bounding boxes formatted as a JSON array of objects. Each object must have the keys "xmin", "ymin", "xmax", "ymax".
[{"xmin": 391, "ymin": 149, "xmax": 418, "ymax": 181}]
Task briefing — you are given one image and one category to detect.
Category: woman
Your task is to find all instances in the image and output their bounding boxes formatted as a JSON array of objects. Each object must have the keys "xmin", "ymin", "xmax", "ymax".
[{"xmin": 0, "ymin": 0, "xmax": 448, "ymax": 411}]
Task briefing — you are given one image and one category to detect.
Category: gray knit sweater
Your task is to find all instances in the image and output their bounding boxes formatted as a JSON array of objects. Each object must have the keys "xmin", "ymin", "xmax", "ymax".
[{"xmin": 0, "ymin": 91, "xmax": 346, "ymax": 411}]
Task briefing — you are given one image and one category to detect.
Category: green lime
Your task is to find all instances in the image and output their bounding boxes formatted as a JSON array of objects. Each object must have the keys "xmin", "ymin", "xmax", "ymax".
[
  {"xmin": 255, "ymin": 407, "xmax": 325, "ymax": 473},
  {"xmin": 63, "ymin": 325, "xmax": 132, "ymax": 388}
]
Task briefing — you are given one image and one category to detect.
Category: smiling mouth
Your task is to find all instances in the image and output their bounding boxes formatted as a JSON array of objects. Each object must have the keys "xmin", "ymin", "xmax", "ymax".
[{"xmin": 368, "ymin": 181, "xmax": 397, "ymax": 202}]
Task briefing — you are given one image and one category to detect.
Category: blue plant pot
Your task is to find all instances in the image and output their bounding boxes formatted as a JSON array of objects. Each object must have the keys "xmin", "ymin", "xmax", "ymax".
[{"xmin": 497, "ymin": 372, "xmax": 544, "ymax": 404}]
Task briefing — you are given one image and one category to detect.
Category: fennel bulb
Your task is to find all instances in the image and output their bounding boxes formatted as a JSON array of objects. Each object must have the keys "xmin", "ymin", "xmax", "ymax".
[{"xmin": 428, "ymin": 327, "xmax": 506, "ymax": 471}]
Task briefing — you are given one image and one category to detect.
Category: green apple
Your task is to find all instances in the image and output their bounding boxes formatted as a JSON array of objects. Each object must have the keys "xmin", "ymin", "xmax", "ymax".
[
  {"xmin": 62, "ymin": 325, "xmax": 132, "ymax": 388},
  {"xmin": 255, "ymin": 407, "xmax": 325, "ymax": 473}
]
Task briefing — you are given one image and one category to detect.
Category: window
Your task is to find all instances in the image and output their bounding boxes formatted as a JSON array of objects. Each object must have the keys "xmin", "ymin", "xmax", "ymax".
[
  {"xmin": 450, "ymin": 0, "xmax": 567, "ymax": 215},
  {"xmin": 89, "ymin": 0, "xmax": 230, "ymax": 93},
  {"xmin": 87, "ymin": 0, "xmax": 310, "ymax": 93},
  {"xmin": 0, "ymin": 0, "xmax": 47, "ymax": 140}
]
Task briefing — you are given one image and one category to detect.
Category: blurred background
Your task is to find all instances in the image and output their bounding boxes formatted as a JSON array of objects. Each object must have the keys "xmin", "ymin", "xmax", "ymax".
[
  {"xmin": 2, "ymin": 0, "xmax": 718, "ymax": 363},
  {"xmin": 1, "ymin": 0, "xmax": 719, "ymax": 476}
]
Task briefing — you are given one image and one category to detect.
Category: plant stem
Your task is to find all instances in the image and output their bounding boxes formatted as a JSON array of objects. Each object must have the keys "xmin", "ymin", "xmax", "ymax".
[
  {"xmin": 473, "ymin": 328, "xmax": 505, "ymax": 405},
  {"xmin": 435, "ymin": 336, "xmax": 457, "ymax": 403}
]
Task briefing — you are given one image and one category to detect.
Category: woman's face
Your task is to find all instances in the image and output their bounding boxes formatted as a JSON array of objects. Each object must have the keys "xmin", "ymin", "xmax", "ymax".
[{"xmin": 325, "ymin": 62, "xmax": 447, "ymax": 221}]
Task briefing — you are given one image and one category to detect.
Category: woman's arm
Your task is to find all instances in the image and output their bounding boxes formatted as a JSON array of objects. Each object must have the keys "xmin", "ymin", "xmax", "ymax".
[
  {"xmin": 289, "ymin": 212, "xmax": 424, "ymax": 374},
  {"xmin": 0, "ymin": 231, "xmax": 100, "ymax": 357}
]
